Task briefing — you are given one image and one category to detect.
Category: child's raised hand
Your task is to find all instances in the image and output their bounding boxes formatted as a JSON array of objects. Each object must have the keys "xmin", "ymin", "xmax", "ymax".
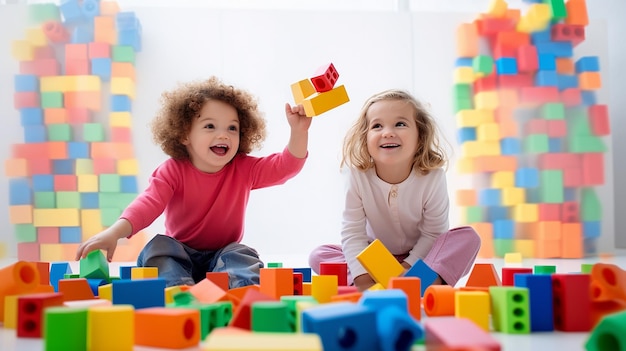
[
  {"xmin": 284, "ymin": 103, "xmax": 312, "ymax": 132},
  {"xmin": 75, "ymin": 230, "xmax": 119, "ymax": 262}
]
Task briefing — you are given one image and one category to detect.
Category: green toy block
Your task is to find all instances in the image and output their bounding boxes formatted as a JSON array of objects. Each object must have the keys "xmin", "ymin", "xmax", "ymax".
[
  {"xmin": 44, "ymin": 307, "xmax": 87, "ymax": 351},
  {"xmin": 99, "ymin": 193, "xmax": 136, "ymax": 210},
  {"xmin": 15, "ymin": 223, "xmax": 37, "ymax": 242},
  {"xmin": 171, "ymin": 291, "xmax": 197, "ymax": 306},
  {"xmin": 568, "ymin": 135, "xmax": 607, "ymax": 153},
  {"xmin": 56, "ymin": 191, "xmax": 81, "ymax": 208},
  {"xmin": 99, "ymin": 174, "xmax": 121, "ymax": 193},
  {"xmin": 581, "ymin": 188, "xmax": 602, "ymax": 221},
  {"xmin": 585, "ymin": 310, "xmax": 626, "ymax": 351},
  {"xmin": 494, "ymin": 239, "xmax": 515, "ymax": 258},
  {"xmin": 453, "ymin": 83, "xmax": 473, "ymax": 100},
  {"xmin": 489, "ymin": 286, "xmax": 530, "ymax": 334},
  {"xmin": 64, "ymin": 273, "xmax": 80, "ymax": 279},
  {"xmin": 41, "ymin": 91, "xmax": 63, "ymax": 108},
  {"xmin": 524, "ymin": 134, "xmax": 549, "ymax": 153},
  {"xmin": 542, "ymin": 102, "xmax": 565, "ymax": 119},
  {"xmin": 581, "ymin": 263, "xmax": 594, "ymax": 274},
  {"xmin": 112, "ymin": 45, "xmax": 136, "ymax": 63},
  {"xmin": 204, "ymin": 302, "xmax": 233, "ymax": 334},
  {"xmin": 567, "ymin": 107, "xmax": 592, "ymax": 135},
  {"xmin": 171, "ymin": 301, "xmax": 232, "ymax": 340},
  {"xmin": 453, "ymin": 98, "xmax": 473, "ymax": 113},
  {"xmin": 281, "ymin": 295, "xmax": 318, "ymax": 331},
  {"xmin": 100, "ymin": 208, "xmax": 122, "ymax": 226},
  {"xmin": 472, "ymin": 55, "xmax": 494, "ymax": 76},
  {"xmin": 465, "ymin": 206, "xmax": 484, "ymax": 223},
  {"xmin": 83, "ymin": 123, "xmax": 105, "ymax": 142},
  {"xmin": 267, "ymin": 262, "xmax": 283, "ymax": 268},
  {"xmin": 79, "ymin": 249, "xmax": 109, "ymax": 280},
  {"xmin": 545, "ymin": 0, "xmax": 567, "ymax": 21},
  {"xmin": 47, "ymin": 123, "xmax": 72, "ymax": 141},
  {"xmin": 35, "ymin": 192, "xmax": 56, "ymax": 208},
  {"xmin": 251, "ymin": 301, "xmax": 292, "ymax": 332},
  {"xmin": 540, "ymin": 170, "xmax": 564, "ymax": 203},
  {"xmin": 534, "ymin": 265, "xmax": 556, "ymax": 274}
]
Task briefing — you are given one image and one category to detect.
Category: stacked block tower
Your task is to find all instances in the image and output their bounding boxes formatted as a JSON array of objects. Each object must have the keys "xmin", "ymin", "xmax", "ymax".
[
  {"xmin": 6, "ymin": 0, "xmax": 146, "ymax": 262},
  {"xmin": 452, "ymin": 0, "xmax": 610, "ymax": 258}
]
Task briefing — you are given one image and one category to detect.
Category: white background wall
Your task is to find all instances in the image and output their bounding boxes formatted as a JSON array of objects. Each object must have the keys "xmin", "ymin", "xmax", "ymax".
[{"xmin": 1, "ymin": 0, "xmax": 624, "ymax": 265}]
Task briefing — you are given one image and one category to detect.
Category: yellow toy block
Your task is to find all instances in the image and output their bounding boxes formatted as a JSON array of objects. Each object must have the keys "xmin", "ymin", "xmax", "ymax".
[
  {"xmin": 78, "ymin": 174, "xmax": 99, "ymax": 192},
  {"xmin": 356, "ymin": 239, "xmax": 404, "ymax": 289},
  {"xmin": 453, "ymin": 66, "xmax": 475, "ymax": 84},
  {"xmin": 117, "ymin": 159, "xmax": 139, "ymax": 175},
  {"xmin": 74, "ymin": 75, "xmax": 101, "ymax": 92},
  {"xmin": 40, "ymin": 75, "xmax": 101, "ymax": 92},
  {"xmin": 164, "ymin": 286, "xmax": 186, "ymax": 304},
  {"xmin": 455, "ymin": 291, "xmax": 490, "ymax": 331},
  {"xmin": 501, "ymin": 187, "xmax": 525, "ymax": 206},
  {"xmin": 75, "ymin": 159, "xmax": 94, "ymax": 174},
  {"xmin": 26, "ymin": 28, "xmax": 47, "ymax": 46},
  {"xmin": 11, "ymin": 40, "xmax": 34, "ymax": 60},
  {"xmin": 9, "ymin": 205, "xmax": 33, "ymax": 224},
  {"xmin": 98, "ymin": 284, "xmax": 112, "ymax": 301},
  {"xmin": 33, "ymin": 208, "xmax": 80, "ymax": 227},
  {"xmin": 517, "ymin": 4, "xmax": 551, "ymax": 32},
  {"xmin": 491, "ymin": 171, "xmax": 514, "ymax": 188},
  {"xmin": 302, "ymin": 85, "xmax": 349, "ymax": 117},
  {"xmin": 111, "ymin": 77, "xmax": 135, "ymax": 99},
  {"xmin": 456, "ymin": 109, "xmax": 494, "ymax": 127},
  {"xmin": 462, "ymin": 140, "xmax": 501, "ymax": 157},
  {"xmin": 295, "ymin": 300, "xmax": 318, "ymax": 332},
  {"xmin": 512, "ymin": 203, "xmax": 538, "ymax": 222},
  {"xmin": 514, "ymin": 240, "xmax": 534, "ymax": 258},
  {"xmin": 88, "ymin": 305, "xmax": 134, "ymax": 351},
  {"xmin": 488, "ymin": 0, "xmax": 508, "ymax": 17},
  {"xmin": 504, "ymin": 252, "xmax": 523, "ymax": 265},
  {"xmin": 290, "ymin": 79, "xmax": 315, "ymax": 105},
  {"xmin": 456, "ymin": 157, "xmax": 475, "ymax": 174},
  {"xmin": 474, "ymin": 91, "xmax": 499, "ymax": 110},
  {"xmin": 81, "ymin": 209, "xmax": 104, "ymax": 239},
  {"xmin": 5, "ymin": 158, "xmax": 29, "ymax": 177},
  {"xmin": 3, "ymin": 295, "xmax": 19, "ymax": 329},
  {"xmin": 310, "ymin": 275, "xmax": 337, "ymax": 303},
  {"xmin": 204, "ymin": 327, "xmax": 323, "ymax": 350},
  {"xmin": 109, "ymin": 112, "xmax": 133, "ymax": 127},
  {"xmin": 476, "ymin": 123, "xmax": 501, "ymax": 142},
  {"xmin": 131, "ymin": 267, "xmax": 158, "ymax": 280},
  {"xmin": 40, "ymin": 244, "xmax": 64, "ymax": 262}
]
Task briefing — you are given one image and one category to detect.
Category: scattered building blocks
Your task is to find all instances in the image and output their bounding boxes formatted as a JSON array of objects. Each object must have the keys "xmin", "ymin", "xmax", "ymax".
[
  {"xmin": 135, "ymin": 307, "xmax": 200, "ymax": 349},
  {"xmin": 57, "ymin": 278, "xmax": 95, "ymax": 301},
  {"xmin": 79, "ymin": 249, "xmax": 109, "ymax": 280},
  {"xmin": 111, "ymin": 278, "xmax": 165, "ymax": 309},
  {"xmin": 229, "ymin": 289, "xmax": 275, "ymax": 330},
  {"xmin": 319, "ymin": 262, "xmax": 348, "ymax": 286},
  {"xmin": 388, "ymin": 277, "xmax": 421, "ymax": 321},
  {"xmin": 251, "ymin": 301, "xmax": 292, "ymax": 332},
  {"xmin": 260, "ymin": 267, "xmax": 294, "ymax": 299},
  {"xmin": 501, "ymin": 267, "xmax": 533, "ymax": 286},
  {"xmin": 375, "ymin": 305, "xmax": 423, "ymax": 351},
  {"xmin": 424, "ymin": 316, "xmax": 501, "ymax": 351},
  {"xmin": 206, "ymin": 272, "xmax": 230, "ymax": 291},
  {"xmin": 514, "ymin": 273, "xmax": 554, "ymax": 331},
  {"xmin": 302, "ymin": 85, "xmax": 350, "ymax": 117}
]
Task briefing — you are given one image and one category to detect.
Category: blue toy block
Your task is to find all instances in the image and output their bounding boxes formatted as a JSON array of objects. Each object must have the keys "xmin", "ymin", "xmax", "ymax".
[
  {"xmin": 20, "ymin": 108, "xmax": 43, "ymax": 126},
  {"xmin": 535, "ymin": 41, "xmax": 573, "ymax": 58},
  {"xmin": 60, "ymin": 0, "xmax": 84, "ymax": 23},
  {"xmin": 457, "ymin": 127, "xmax": 476, "ymax": 143},
  {"xmin": 404, "ymin": 259, "xmax": 438, "ymax": 296},
  {"xmin": 293, "ymin": 267, "xmax": 312, "ymax": 282},
  {"xmin": 302, "ymin": 302, "xmax": 378, "ymax": 351},
  {"xmin": 60, "ymin": 227, "xmax": 82, "ymax": 243},
  {"xmin": 514, "ymin": 274, "xmax": 554, "ymax": 332},
  {"xmin": 32, "ymin": 175, "xmax": 54, "ymax": 191},
  {"xmin": 24, "ymin": 125, "xmax": 47, "ymax": 143},
  {"xmin": 117, "ymin": 12, "xmax": 142, "ymax": 52},
  {"xmin": 557, "ymin": 74, "xmax": 578, "ymax": 91},
  {"xmin": 80, "ymin": 192, "xmax": 99, "ymax": 209},
  {"xmin": 120, "ymin": 176, "xmax": 138, "ymax": 193},
  {"xmin": 71, "ymin": 24, "xmax": 93, "ymax": 43},
  {"xmin": 486, "ymin": 206, "xmax": 509, "ymax": 222},
  {"xmin": 119, "ymin": 266, "xmax": 136, "ymax": 280},
  {"xmin": 583, "ymin": 221, "xmax": 601, "ymax": 239},
  {"xmin": 515, "ymin": 168, "xmax": 539, "ymax": 188},
  {"xmin": 9, "ymin": 178, "xmax": 32, "ymax": 205},
  {"xmin": 14, "ymin": 75, "xmax": 39, "ymax": 92},
  {"xmin": 53, "ymin": 159, "xmax": 75, "ymax": 174},
  {"xmin": 495, "ymin": 57, "xmax": 517, "ymax": 75},
  {"xmin": 86, "ymin": 278, "xmax": 108, "ymax": 296},
  {"xmin": 537, "ymin": 53, "xmax": 556, "ymax": 70},
  {"xmin": 112, "ymin": 278, "xmax": 166, "ymax": 309},
  {"xmin": 81, "ymin": 0, "xmax": 99, "ymax": 19},
  {"xmin": 493, "ymin": 219, "xmax": 515, "ymax": 239},
  {"xmin": 531, "ymin": 28, "xmax": 552, "ymax": 44},
  {"xmin": 575, "ymin": 56, "xmax": 600, "ymax": 72},
  {"xmin": 548, "ymin": 138, "xmax": 563, "ymax": 152},
  {"xmin": 111, "ymin": 95, "xmax": 132, "ymax": 111},
  {"xmin": 455, "ymin": 57, "xmax": 473, "ymax": 67},
  {"xmin": 359, "ymin": 289, "xmax": 408, "ymax": 313},
  {"xmin": 500, "ymin": 137, "xmax": 521, "ymax": 155},
  {"xmin": 91, "ymin": 58, "xmax": 112, "ymax": 81},
  {"xmin": 581, "ymin": 91, "xmax": 597, "ymax": 106},
  {"xmin": 376, "ymin": 306, "xmax": 423, "ymax": 351},
  {"xmin": 50, "ymin": 262, "xmax": 73, "ymax": 292},
  {"xmin": 535, "ymin": 71, "xmax": 558, "ymax": 87},
  {"xmin": 68, "ymin": 142, "xmax": 90, "ymax": 159},
  {"xmin": 479, "ymin": 189, "xmax": 501, "ymax": 206}
]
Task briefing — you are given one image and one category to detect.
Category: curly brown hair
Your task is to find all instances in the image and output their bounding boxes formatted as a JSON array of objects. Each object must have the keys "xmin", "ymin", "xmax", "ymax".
[{"xmin": 151, "ymin": 76, "xmax": 267, "ymax": 160}]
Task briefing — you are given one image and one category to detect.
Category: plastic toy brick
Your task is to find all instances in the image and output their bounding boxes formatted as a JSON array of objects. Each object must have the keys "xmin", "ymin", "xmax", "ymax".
[
  {"xmin": 301, "ymin": 84, "xmax": 349, "ymax": 117},
  {"xmin": 404, "ymin": 259, "xmax": 438, "ymax": 296},
  {"xmin": 466, "ymin": 263, "xmax": 501, "ymax": 288},
  {"xmin": 376, "ymin": 305, "xmax": 423, "ymax": 351},
  {"xmin": 260, "ymin": 267, "xmax": 294, "ymax": 299},
  {"xmin": 229, "ymin": 289, "xmax": 276, "ymax": 330},
  {"xmin": 3, "ymin": 295, "xmax": 19, "ymax": 329},
  {"xmin": 17, "ymin": 292, "xmax": 64, "ymax": 338},
  {"xmin": 204, "ymin": 327, "xmax": 323, "ymax": 350},
  {"xmin": 514, "ymin": 273, "xmax": 554, "ymax": 332},
  {"xmin": 130, "ymin": 267, "xmax": 158, "ymax": 280},
  {"xmin": 319, "ymin": 262, "xmax": 348, "ymax": 286},
  {"xmin": 280, "ymin": 295, "xmax": 317, "ymax": 331},
  {"xmin": 187, "ymin": 278, "xmax": 228, "ymax": 304},
  {"xmin": 356, "ymin": 239, "xmax": 404, "ymax": 289},
  {"xmin": 112, "ymin": 278, "xmax": 166, "ymax": 309},
  {"xmin": 456, "ymin": 23, "xmax": 479, "ymax": 57},
  {"xmin": 44, "ymin": 306, "xmax": 88, "ymax": 351},
  {"xmin": 251, "ymin": 301, "xmax": 292, "ymax": 332},
  {"xmin": 311, "ymin": 275, "xmax": 338, "ymax": 303},
  {"xmin": 590, "ymin": 263, "xmax": 626, "ymax": 303},
  {"xmin": 310, "ymin": 63, "xmax": 338, "ymax": 93},
  {"xmin": 191, "ymin": 301, "xmax": 234, "ymax": 339},
  {"xmin": 88, "ymin": 305, "xmax": 134, "ymax": 351},
  {"xmin": 57, "ymin": 278, "xmax": 95, "ymax": 301},
  {"xmin": 586, "ymin": 310, "xmax": 626, "ymax": 351},
  {"xmin": 501, "ymin": 267, "xmax": 532, "ymax": 286},
  {"xmin": 560, "ymin": 222, "xmax": 583, "ymax": 258},
  {"xmin": 206, "ymin": 271, "xmax": 230, "ymax": 291},
  {"xmin": 423, "ymin": 285, "xmax": 456, "ymax": 317},
  {"xmin": 359, "ymin": 289, "xmax": 408, "ymax": 313},
  {"xmin": 79, "ymin": 249, "xmax": 109, "ymax": 280},
  {"xmin": 0, "ymin": 261, "xmax": 40, "ymax": 322},
  {"xmin": 455, "ymin": 290, "xmax": 490, "ymax": 331},
  {"xmin": 302, "ymin": 302, "xmax": 378, "ymax": 351},
  {"xmin": 388, "ymin": 277, "xmax": 421, "ymax": 321},
  {"xmin": 293, "ymin": 272, "xmax": 303, "ymax": 296},
  {"xmin": 552, "ymin": 273, "xmax": 592, "ymax": 331},
  {"xmin": 424, "ymin": 316, "xmax": 501, "ymax": 351},
  {"xmin": 489, "ymin": 286, "xmax": 530, "ymax": 333},
  {"xmin": 135, "ymin": 307, "xmax": 200, "ymax": 349}
]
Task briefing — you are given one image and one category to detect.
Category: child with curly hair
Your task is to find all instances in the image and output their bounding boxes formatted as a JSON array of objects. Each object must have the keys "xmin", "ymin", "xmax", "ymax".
[
  {"xmin": 309, "ymin": 89, "xmax": 480, "ymax": 291},
  {"xmin": 76, "ymin": 76, "xmax": 311, "ymax": 288}
]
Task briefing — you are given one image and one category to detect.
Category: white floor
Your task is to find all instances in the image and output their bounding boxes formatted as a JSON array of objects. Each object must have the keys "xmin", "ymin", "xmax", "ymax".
[{"xmin": 1, "ymin": 251, "xmax": 624, "ymax": 351}]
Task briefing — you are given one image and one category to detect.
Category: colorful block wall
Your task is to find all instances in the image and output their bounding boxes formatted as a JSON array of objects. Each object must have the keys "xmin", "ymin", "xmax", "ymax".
[
  {"xmin": 453, "ymin": 0, "xmax": 609, "ymax": 258},
  {"xmin": 6, "ymin": 1, "xmax": 146, "ymax": 261}
]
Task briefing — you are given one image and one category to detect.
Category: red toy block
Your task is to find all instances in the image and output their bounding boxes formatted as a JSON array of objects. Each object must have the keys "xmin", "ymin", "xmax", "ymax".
[
  {"xmin": 92, "ymin": 158, "xmax": 117, "ymax": 174},
  {"xmin": 65, "ymin": 43, "xmax": 88, "ymax": 60},
  {"xmin": 588, "ymin": 105, "xmax": 610, "ymax": 136},
  {"xmin": 88, "ymin": 42, "xmax": 111, "ymax": 58},
  {"xmin": 561, "ymin": 202, "xmax": 580, "ymax": 223},
  {"xmin": 57, "ymin": 278, "xmax": 95, "ymax": 301},
  {"xmin": 310, "ymin": 63, "xmax": 338, "ymax": 93},
  {"xmin": 259, "ymin": 268, "xmax": 294, "ymax": 299},
  {"xmin": 551, "ymin": 24, "xmax": 585, "ymax": 46},
  {"xmin": 20, "ymin": 59, "xmax": 60, "ymax": 77},
  {"xmin": 563, "ymin": 167, "xmax": 583, "ymax": 187},
  {"xmin": 54, "ymin": 175, "xmax": 77, "ymax": 191},
  {"xmin": 516, "ymin": 44, "xmax": 538, "ymax": 72},
  {"xmin": 473, "ymin": 73, "xmax": 497, "ymax": 93},
  {"xmin": 67, "ymin": 108, "xmax": 91, "ymax": 124},
  {"xmin": 497, "ymin": 73, "xmax": 534, "ymax": 90},
  {"xmin": 65, "ymin": 59, "xmax": 90, "ymax": 75},
  {"xmin": 581, "ymin": 153, "xmax": 605, "ymax": 185},
  {"xmin": 424, "ymin": 316, "xmax": 501, "ymax": 351},
  {"xmin": 319, "ymin": 262, "xmax": 348, "ymax": 286},
  {"xmin": 538, "ymin": 152, "xmax": 581, "ymax": 170},
  {"xmin": 41, "ymin": 21, "xmax": 69, "ymax": 43},
  {"xmin": 229, "ymin": 289, "xmax": 276, "ymax": 330},
  {"xmin": 14, "ymin": 92, "xmax": 40, "ymax": 109},
  {"xmin": 546, "ymin": 120, "xmax": 567, "ymax": 138},
  {"xmin": 110, "ymin": 127, "xmax": 132, "ymax": 143},
  {"xmin": 34, "ymin": 46, "xmax": 56, "ymax": 59},
  {"xmin": 524, "ymin": 119, "xmax": 547, "ymax": 135},
  {"xmin": 538, "ymin": 203, "xmax": 561, "ymax": 221},
  {"xmin": 520, "ymin": 86, "xmax": 560, "ymax": 105},
  {"xmin": 17, "ymin": 292, "xmax": 64, "ymax": 338},
  {"xmin": 33, "ymin": 262, "xmax": 50, "ymax": 286},
  {"xmin": 501, "ymin": 267, "xmax": 532, "ymax": 286},
  {"xmin": 206, "ymin": 272, "xmax": 230, "ymax": 291},
  {"xmin": 552, "ymin": 273, "xmax": 592, "ymax": 331},
  {"xmin": 38, "ymin": 227, "xmax": 60, "ymax": 244},
  {"xmin": 293, "ymin": 272, "xmax": 303, "ymax": 296},
  {"xmin": 466, "ymin": 263, "xmax": 502, "ymax": 288}
]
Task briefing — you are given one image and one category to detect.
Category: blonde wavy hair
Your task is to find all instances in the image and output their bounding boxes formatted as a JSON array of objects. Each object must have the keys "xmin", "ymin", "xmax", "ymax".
[
  {"xmin": 341, "ymin": 89, "xmax": 447, "ymax": 175},
  {"xmin": 151, "ymin": 76, "xmax": 267, "ymax": 160}
]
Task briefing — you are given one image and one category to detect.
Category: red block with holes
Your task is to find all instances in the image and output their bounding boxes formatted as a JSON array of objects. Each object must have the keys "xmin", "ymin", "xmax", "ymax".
[
  {"xmin": 588, "ymin": 105, "xmax": 610, "ymax": 136},
  {"xmin": 293, "ymin": 272, "xmax": 303, "ymax": 296},
  {"xmin": 319, "ymin": 262, "xmax": 348, "ymax": 286},
  {"xmin": 582, "ymin": 153, "xmax": 604, "ymax": 185},
  {"xmin": 552, "ymin": 274, "xmax": 592, "ymax": 331},
  {"xmin": 551, "ymin": 24, "xmax": 585, "ymax": 47},
  {"xmin": 561, "ymin": 88, "xmax": 582, "ymax": 107},
  {"xmin": 501, "ymin": 267, "xmax": 533, "ymax": 286},
  {"xmin": 310, "ymin": 63, "xmax": 338, "ymax": 93},
  {"xmin": 17, "ymin": 292, "xmax": 64, "ymax": 337},
  {"xmin": 205, "ymin": 272, "xmax": 230, "ymax": 291},
  {"xmin": 561, "ymin": 202, "xmax": 580, "ymax": 223},
  {"xmin": 42, "ymin": 21, "xmax": 70, "ymax": 43}
]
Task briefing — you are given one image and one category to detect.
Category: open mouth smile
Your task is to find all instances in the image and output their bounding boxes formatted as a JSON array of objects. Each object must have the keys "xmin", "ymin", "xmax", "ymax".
[{"xmin": 210, "ymin": 144, "xmax": 230, "ymax": 155}]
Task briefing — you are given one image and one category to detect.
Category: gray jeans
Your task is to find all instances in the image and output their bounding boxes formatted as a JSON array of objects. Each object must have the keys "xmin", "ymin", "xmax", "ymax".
[{"xmin": 137, "ymin": 234, "xmax": 263, "ymax": 288}]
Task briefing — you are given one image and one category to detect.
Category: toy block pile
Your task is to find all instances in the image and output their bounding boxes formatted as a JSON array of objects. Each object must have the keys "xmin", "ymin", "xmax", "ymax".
[
  {"xmin": 290, "ymin": 63, "xmax": 350, "ymax": 117},
  {"xmin": 452, "ymin": 0, "xmax": 610, "ymax": 258},
  {"xmin": 6, "ymin": 0, "xmax": 146, "ymax": 262}
]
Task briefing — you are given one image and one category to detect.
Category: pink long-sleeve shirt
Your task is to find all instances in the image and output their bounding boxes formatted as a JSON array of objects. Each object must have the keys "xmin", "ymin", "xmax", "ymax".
[{"xmin": 121, "ymin": 147, "xmax": 306, "ymax": 251}]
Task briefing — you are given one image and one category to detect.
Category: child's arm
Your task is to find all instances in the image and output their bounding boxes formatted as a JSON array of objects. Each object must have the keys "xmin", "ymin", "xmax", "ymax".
[
  {"xmin": 284, "ymin": 103, "xmax": 311, "ymax": 158},
  {"xmin": 75, "ymin": 218, "xmax": 133, "ymax": 262},
  {"xmin": 353, "ymin": 273, "xmax": 376, "ymax": 291}
]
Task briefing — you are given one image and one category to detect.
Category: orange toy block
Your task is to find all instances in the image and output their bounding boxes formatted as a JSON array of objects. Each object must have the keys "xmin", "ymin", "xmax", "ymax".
[
  {"xmin": 565, "ymin": 0, "xmax": 589, "ymax": 25},
  {"xmin": 0, "ymin": 261, "xmax": 40, "ymax": 322},
  {"xmin": 91, "ymin": 142, "xmax": 134, "ymax": 159},
  {"xmin": 474, "ymin": 155, "xmax": 518, "ymax": 172},
  {"xmin": 578, "ymin": 71, "xmax": 602, "ymax": 90},
  {"xmin": 33, "ymin": 262, "xmax": 50, "ymax": 286},
  {"xmin": 425, "ymin": 316, "xmax": 501, "ymax": 351},
  {"xmin": 206, "ymin": 272, "xmax": 230, "ymax": 291},
  {"xmin": 260, "ymin": 268, "xmax": 294, "ymax": 299},
  {"xmin": 57, "ymin": 278, "xmax": 95, "ymax": 301},
  {"xmin": 302, "ymin": 85, "xmax": 349, "ymax": 117},
  {"xmin": 9, "ymin": 205, "xmax": 33, "ymax": 224},
  {"xmin": 135, "ymin": 307, "xmax": 200, "ymax": 349},
  {"xmin": 590, "ymin": 263, "xmax": 626, "ymax": 303},
  {"xmin": 455, "ymin": 189, "xmax": 477, "ymax": 206},
  {"xmin": 5, "ymin": 158, "xmax": 29, "ymax": 177},
  {"xmin": 356, "ymin": 239, "xmax": 404, "ymax": 289},
  {"xmin": 456, "ymin": 23, "xmax": 479, "ymax": 57},
  {"xmin": 291, "ymin": 79, "xmax": 316, "ymax": 104},
  {"xmin": 466, "ymin": 263, "xmax": 501, "ymax": 288},
  {"xmin": 388, "ymin": 277, "xmax": 421, "ymax": 321},
  {"xmin": 470, "ymin": 223, "xmax": 494, "ymax": 258},
  {"xmin": 99, "ymin": 0, "xmax": 121, "ymax": 15},
  {"xmin": 17, "ymin": 292, "xmax": 64, "ymax": 338},
  {"xmin": 64, "ymin": 91, "xmax": 101, "ymax": 110},
  {"xmin": 229, "ymin": 289, "xmax": 276, "ymax": 330},
  {"xmin": 111, "ymin": 62, "xmax": 136, "ymax": 80},
  {"xmin": 94, "ymin": 16, "xmax": 116, "ymax": 44},
  {"xmin": 188, "ymin": 278, "xmax": 227, "ymax": 304},
  {"xmin": 561, "ymin": 222, "xmax": 583, "ymax": 258},
  {"xmin": 424, "ymin": 285, "xmax": 457, "ymax": 317}
]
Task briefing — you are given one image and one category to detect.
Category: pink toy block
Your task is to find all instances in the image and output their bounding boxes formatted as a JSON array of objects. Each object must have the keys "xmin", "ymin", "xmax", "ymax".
[
  {"xmin": 538, "ymin": 203, "xmax": 561, "ymax": 221},
  {"xmin": 20, "ymin": 59, "xmax": 60, "ymax": 77},
  {"xmin": 588, "ymin": 105, "xmax": 610, "ymax": 136},
  {"xmin": 14, "ymin": 92, "xmax": 40, "ymax": 109},
  {"xmin": 498, "ymin": 73, "xmax": 533, "ymax": 90},
  {"xmin": 546, "ymin": 120, "xmax": 567, "ymax": 138},
  {"xmin": 473, "ymin": 74, "xmax": 497, "ymax": 93},
  {"xmin": 424, "ymin": 316, "xmax": 501, "ymax": 351},
  {"xmin": 520, "ymin": 86, "xmax": 560, "ymax": 105},
  {"xmin": 65, "ymin": 43, "xmax": 88, "ymax": 60},
  {"xmin": 582, "ymin": 153, "xmax": 604, "ymax": 185},
  {"xmin": 310, "ymin": 63, "xmax": 338, "ymax": 93},
  {"xmin": 41, "ymin": 21, "xmax": 69, "ymax": 43},
  {"xmin": 560, "ymin": 88, "xmax": 582, "ymax": 107},
  {"xmin": 34, "ymin": 46, "xmax": 55, "ymax": 59},
  {"xmin": 551, "ymin": 24, "xmax": 585, "ymax": 46},
  {"xmin": 516, "ymin": 44, "xmax": 538, "ymax": 72},
  {"xmin": 88, "ymin": 42, "xmax": 111, "ymax": 58}
]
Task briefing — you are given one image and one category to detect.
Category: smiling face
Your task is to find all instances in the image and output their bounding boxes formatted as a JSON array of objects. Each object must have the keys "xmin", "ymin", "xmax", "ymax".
[
  {"xmin": 182, "ymin": 99, "xmax": 240, "ymax": 173},
  {"xmin": 365, "ymin": 99, "xmax": 419, "ymax": 182}
]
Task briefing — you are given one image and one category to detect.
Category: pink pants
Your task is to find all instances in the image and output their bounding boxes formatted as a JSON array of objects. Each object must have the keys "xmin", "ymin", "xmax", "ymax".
[{"xmin": 308, "ymin": 226, "xmax": 481, "ymax": 287}]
